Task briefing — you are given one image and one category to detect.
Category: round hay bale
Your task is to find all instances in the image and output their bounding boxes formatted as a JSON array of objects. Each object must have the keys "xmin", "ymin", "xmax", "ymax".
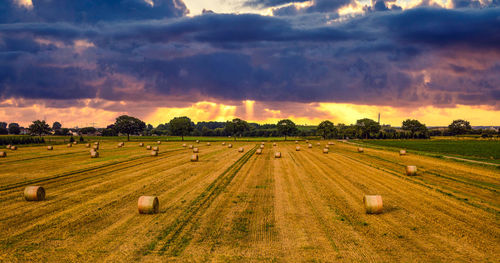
[
  {"xmin": 10, "ymin": 146, "xmax": 17, "ymax": 150},
  {"xmin": 191, "ymin": 154, "xmax": 199, "ymax": 162},
  {"xmin": 188, "ymin": 145, "xmax": 193, "ymax": 149},
  {"xmin": 260, "ymin": 145, "xmax": 264, "ymax": 149},
  {"xmin": 358, "ymin": 147, "xmax": 364, "ymax": 153},
  {"xmin": 222, "ymin": 142, "xmax": 226, "ymax": 146},
  {"xmin": 261, "ymin": 142, "xmax": 265, "ymax": 145},
  {"xmin": 308, "ymin": 144, "xmax": 312, "ymax": 148},
  {"xmin": 328, "ymin": 142, "xmax": 334, "ymax": 145},
  {"xmin": 138, "ymin": 196, "xmax": 159, "ymax": 214},
  {"xmin": 157, "ymin": 141, "xmax": 161, "ymax": 145},
  {"xmin": 295, "ymin": 140, "xmax": 298, "ymax": 144},
  {"xmin": 193, "ymin": 147, "xmax": 199, "ymax": 153},
  {"xmin": 406, "ymin": 165, "xmax": 417, "ymax": 176},
  {"xmin": 0, "ymin": 151, "xmax": 6, "ymax": 157},
  {"xmin": 273, "ymin": 143, "xmax": 277, "ymax": 146},
  {"xmin": 238, "ymin": 147, "xmax": 244, "ymax": 153},
  {"xmin": 316, "ymin": 142, "xmax": 321, "ymax": 146},
  {"xmin": 90, "ymin": 151, "xmax": 99, "ymax": 158},
  {"xmin": 325, "ymin": 145, "xmax": 329, "ymax": 149},
  {"xmin": 152, "ymin": 146, "xmax": 159, "ymax": 151},
  {"xmin": 151, "ymin": 150, "xmax": 158, "ymax": 156},
  {"xmin": 6, "ymin": 144, "xmax": 11, "ymax": 149},
  {"xmin": 228, "ymin": 144, "xmax": 232, "ymax": 148},
  {"xmin": 296, "ymin": 146, "xmax": 301, "ymax": 151},
  {"xmin": 73, "ymin": 141, "xmax": 77, "ymax": 145},
  {"xmin": 306, "ymin": 140, "xmax": 309, "ymax": 143},
  {"xmin": 256, "ymin": 149, "xmax": 262, "ymax": 155},
  {"xmin": 323, "ymin": 148, "xmax": 329, "ymax": 154},
  {"xmin": 363, "ymin": 195, "xmax": 383, "ymax": 214},
  {"xmin": 146, "ymin": 145, "xmax": 152, "ymax": 150},
  {"xmin": 85, "ymin": 143, "xmax": 90, "ymax": 148},
  {"xmin": 182, "ymin": 143, "xmax": 187, "ymax": 147},
  {"xmin": 139, "ymin": 143, "xmax": 144, "ymax": 147},
  {"xmin": 399, "ymin": 149, "xmax": 406, "ymax": 156},
  {"xmin": 94, "ymin": 142, "xmax": 99, "ymax": 145},
  {"xmin": 24, "ymin": 186, "xmax": 45, "ymax": 201},
  {"xmin": 47, "ymin": 146, "xmax": 53, "ymax": 150},
  {"xmin": 274, "ymin": 152, "xmax": 281, "ymax": 158},
  {"xmin": 196, "ymin": 140, "xmax": 200, "ymax": 143},
  {"xmin": 206, "ymin": 142, "xmax": 211, "ymax": 146},
  {"xmin": 67, "ymin": 143, "xmax": 72, "ymax": 148},
  {"xmin": 92, "ymin": 145, "xmax": 99, "ymax": 150}
]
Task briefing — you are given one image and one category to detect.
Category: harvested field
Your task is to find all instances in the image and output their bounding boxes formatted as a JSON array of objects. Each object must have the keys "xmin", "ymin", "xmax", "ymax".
[{"xmin": 0, "ymin": 140, "xmax": 498, "ymax": 262}]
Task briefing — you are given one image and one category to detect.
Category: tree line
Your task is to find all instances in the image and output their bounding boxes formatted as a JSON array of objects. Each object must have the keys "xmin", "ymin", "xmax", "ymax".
[{"xmin": 1, "ymin": 117, "xmax": 497, "ymax": 141}]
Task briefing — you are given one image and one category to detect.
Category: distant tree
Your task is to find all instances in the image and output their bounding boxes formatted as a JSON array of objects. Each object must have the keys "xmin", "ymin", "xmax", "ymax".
[
  {"xmin": 317, "ymin": 120, "xmax": 335, "ymax": 139},
  {"xmin": 0, "ymin": 127, "xmax": 7, "ymax": 135},
  {"xmin": 402, "ymin": 119, "xmax": 428, "ymax": 138},
  {"xmin": 52, "ymin": 121, "xmax": 62, "ymax": 130},
  {"xmin": 8, "ymin": 123, "xmax": 20, "ymax": 135},
  {"xmin": 356, "ymin": 118, "xmax": 381, "ymax": 139},
  {"xmin": 80, "ymin": 127, "xmax": 97, "ymax": 134},
  {"xmin": 169, "ymin": 116, "xmax": 194, "ymax": 141},
  {"xmin": 448, "ymin": 119, "xmax": 472, "ymax": 136},
  {"xmin": 0, "ymin": 122, "xmax": 7, "ymax": 129},
  {"xmin": 29, "ymin": 120, "xmax": 51, "ymax": 138},
  {"xmin": 113, "ymin": 115, "xmax": 146, "ymax": 141},
  {"xmin": 224, "ymin": 118, "xmax": 250, "ymax": 141},
  {"xmin": 276, "ymin": 119, "xmax": 298, "ymax": 141},
  {"xmin": 101, "ymin": 128, "xmax": 117, "ymax": 136}
]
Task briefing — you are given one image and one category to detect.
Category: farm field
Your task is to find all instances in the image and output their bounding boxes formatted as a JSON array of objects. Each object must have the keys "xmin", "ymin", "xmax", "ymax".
[
  {"xmin": 0, "ymin": 140, "xmax": 499, "ymax": 262},
  {"xmin": 361, "ymin": 139, "xmax": 500, "ymax": 165}
]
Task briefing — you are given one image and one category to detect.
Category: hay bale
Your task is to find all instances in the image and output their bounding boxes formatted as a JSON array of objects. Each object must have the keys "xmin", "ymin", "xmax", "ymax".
[
  {"xmin": 0, "ymin": 151, "xmax": 6, "ymax": 157},
  {"xmin": 358, "ymin": 147, "xmax": 364, "ymax": 153},
  {"xmin": 139, "ymin": 143, "xmax": 144, "ymax": 147},
  {"xmin": 274, "ymin": 152, "xmax": 281, "ymax": 158},
  {"xmin": 228, "ymin": 144, "xmax": 232, "ymax": 148},
  {"xmin": 90, "ymin": 151, "xmax": 99, "ymax": 158},
  {"xmin": 325, "ymin": 145, "xmax": 329, "ymax": 149},
  {"xmin": 73, "ymin": 141, "xmax": 77, "ymax": 145},
  {"xmin": 6, "ymin": 144, "xmax": 11, "ymax": 149},
  {"xmin": 191, "ymin": 154, "xmax": 199, "ymax": 162},
  {"xmin": 152, "ymin": 146, "xmax": 159, "ymax": 151},
  {"xmin": 308, "ymin": 144, "xmax": 312, "ymax": 148},
  {"xmin": 238, "ymin": 147, "xmax": 244, "ymax": 153},
  {"xmin": 406, "ymin": 166, "xmax": 417, "ymax": 176},
  {"xmin": 399, "ymin": 149, "xmax": 406, "ymax": 156},
  {"xmin": 85, "ymin": 143, "xmax": 90, "ymax": 148},
  {"xmin": 295, "ymin": 140, "xmax": 298, "ymax": 144},
  {"xmin": 222, "ymin": 142, "xmax": 226, "ymax": 146},
  {"xmin": 188, "ymin": 145, "xmax": 193, "ymax": 149},
  {"xmin": 316, "ymin": 142, "xmax": 321, "ymax": 146},
  {"xmin": 256, "ymin": 149, "xmax": 262, "ymax": 155},
  {"xmin": 323, "ymin": 148, "xmax": 329, "ymax": 154},
  {"xmin": 157, "ymin": 141, "xmax": 161, "ymax": 144},
  {"xmin": 67, "ymin": 143, "xmax": 72, "ymax": 148},
  {"xmin": 92, "ymin": 145, "xmax": 99, "ymax": 150},
  {"xmin": 146, "ymin": 145, "xmax": 152, "ymax": 150},
  {"xmin": 24, "ymin": 186, "xmax": 45, "ymax": 201},
  {"xmin": 273, "ymin": 143, "xmax": 277, "ymax": 146},
  {"xmin": 182, "ymin": 143, "xmax": 187, "ymax": 147},
  {"xmin": 10, "ymin": 146, "xmax": 17, "ymax": 150},
  {"xmin": 138, "ymin": 196, "xmax": 159, "ymax": 214},
  {"xmin": 206, "ymin": 142, "xmax": 211, "ymax": 146},
  {"xmin": 296, "ymin": 146, "xmax": 301, "ymax": 151},
  {"xmin": 151, "ymin": 150, "xmax": 158, "ymax": 156},
  {"xmin": 193, "ymin": 147, "xmax": 199, "ymax": 153},
  {"xmin": 328, "ymin": 142, "xmax": 334, "ymax": 145},
  {"xmin": 47, "ymin": 146, "xmax": 53, "ymax": 150},
  {"xmin": 306, "ymin": 140, "xmax": 309, "ymax": 143},
  {"xmin": 363, "ymin": 195, "xmax": 383, "ymax": 214},
  {"xmin": 260, "ymin": 144, "xmax": 264, "ymax": 149},
  {"xmin": 94, "ymin": 142, "xmax": 99, "ymax": 145},
  {"xmin": 196, "ymin": 140, "xmax": 200, "ymax": 143}
]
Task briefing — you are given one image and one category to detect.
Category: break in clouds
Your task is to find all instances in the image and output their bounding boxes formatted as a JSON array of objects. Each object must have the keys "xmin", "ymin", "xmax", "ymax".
[{"xmin": 0, "ymin": 0, "xmax": 499, "ymax": 113}]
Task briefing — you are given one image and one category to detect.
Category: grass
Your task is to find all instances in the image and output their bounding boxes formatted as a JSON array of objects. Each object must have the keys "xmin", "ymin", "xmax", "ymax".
[{"xmin": 361, "ymin": 139, "xmax": 500, "ymax": 163}]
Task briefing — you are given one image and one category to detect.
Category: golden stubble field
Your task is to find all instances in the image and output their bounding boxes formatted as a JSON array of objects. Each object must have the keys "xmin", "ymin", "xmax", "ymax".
[{"xmin": 0, "ymin": 140, "xmax": 498, "ymax": 262}]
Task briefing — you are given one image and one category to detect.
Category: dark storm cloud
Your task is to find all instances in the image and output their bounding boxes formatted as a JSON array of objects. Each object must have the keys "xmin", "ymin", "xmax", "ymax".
[
  {"xmin": 244, "ymin": 0, "xmax": 310, "ymax": 8},
  {"xmin": 0, "ymin": 0, "xmax": 188, "ymax": 24},
  {"xmin": 0, "ymin": 4, "xmax": 499, "ymax": 108}
]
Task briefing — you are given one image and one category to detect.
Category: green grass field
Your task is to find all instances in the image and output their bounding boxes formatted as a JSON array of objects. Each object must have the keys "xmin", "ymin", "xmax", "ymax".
[{"xmin": 361, "ymin": 139, "xmax": 500, "ymax": 164}]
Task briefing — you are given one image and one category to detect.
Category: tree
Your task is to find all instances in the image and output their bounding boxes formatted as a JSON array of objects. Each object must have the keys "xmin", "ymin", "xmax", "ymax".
[
  {"xmin": 8, "ymin": 123, "xmax": 20, "ymax": 135},
  {"xmin": 356, "ymin": 118, "xmax": 381, "ymax": 139},
  {"xmin": 224, "ymin": 118, "xmax": 250, "ymax": 141},
  {"xmin": 0, "ymin": 122, "xmax": 6, "ymax": 129},
  {"xmin": 448, "ymin": 119, "xmax": 472, "ymax": 136},
  {"xmin": 52, "ymin": 122, "xmax": 62, "ymax": 130},
  {"xmin": 317, "ymin": 120, "xmax": 335, "ymax": 139},
  {"xmin": 80, "ymin": 127, "xmax": 97, "ymax": 134},
  {"xmin": 402, "ymin": 119, "xmax": 428, "ymax": 138},
  {"xmin": 169, "ymin": 116, "xmax": 194, "ymax": 141},
  {"xmin": 29, "ymin": 120, "xmax": 51, "ymax": 138},
  {"xmin": 0, "ymin": 127, "xmax": 7, "ymax": 135},
  {"xmin": 114, "ymin": 115, "xmax": 146, "ymax": 141},
  {"xmin": 275, "ymin": 119, "xmax": 297, "ymax": 141}
]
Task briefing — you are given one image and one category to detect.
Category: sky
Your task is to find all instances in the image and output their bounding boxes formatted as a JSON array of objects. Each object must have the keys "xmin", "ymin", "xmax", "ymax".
[{"xmin": 0, "ymin": 0, "xmax": 499, "ymax": 128}]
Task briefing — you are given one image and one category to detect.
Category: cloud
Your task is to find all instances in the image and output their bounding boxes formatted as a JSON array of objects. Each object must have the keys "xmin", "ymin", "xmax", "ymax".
[{"xmin": 1, "ymin": 5, "xmax": 499, "ymax": 117}]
